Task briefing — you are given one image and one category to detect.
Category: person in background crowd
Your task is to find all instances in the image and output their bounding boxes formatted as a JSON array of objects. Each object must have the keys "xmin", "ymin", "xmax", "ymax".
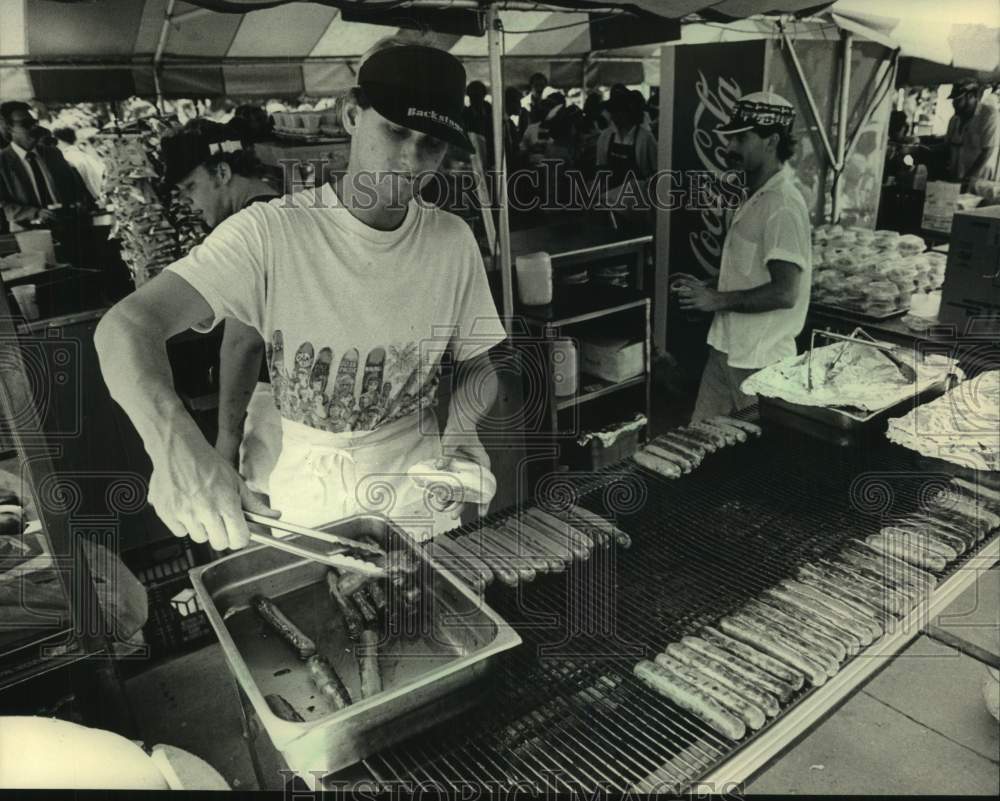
[
  {"xmin": 95, "ymin": 43, "xmax": 503, "ymax": 552},
  {"xmin": 672, "ymin": 92, "xmax": 811, "ymax": 422},
  {"xmin": 520, "ymin": 92, "xmax": 565, "ymax": 168},
  {"xmin": 947, "ymin": 80, "xmax": 999, "ymax": 188},
  {"xmin": 503, "ymin": 87, "xmax": 526, "ymax": 167},
  {"xmin": 0, "ymin": 101, "xmax": 93, "ymax": 231},
  {"xmin": 596, "ymin": 89, "xmax": 657, "ymax": 191},
  {"xmin": 54, "ymin": 127, "xmax": 105, "ymax": 201},
  {"xmin": 583, "ymin": 92, "xmax": 608, "ymax": 132},
  {"xmin": 162, "ymin": 133, "xmax": 281, "ymax": 493},
  {"xmin": 528, "ymin": 73, "xmax": 548, "ymax": 113},
  {"xmin": 462, "ymin": 80, "xmax": 494, "ymax": 168}
]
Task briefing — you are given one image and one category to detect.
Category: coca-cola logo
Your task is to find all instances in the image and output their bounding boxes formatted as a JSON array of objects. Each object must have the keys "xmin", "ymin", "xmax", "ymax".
[{"xmin": 689, "ymin": 70, "xmax": 743, "ymax": 278}]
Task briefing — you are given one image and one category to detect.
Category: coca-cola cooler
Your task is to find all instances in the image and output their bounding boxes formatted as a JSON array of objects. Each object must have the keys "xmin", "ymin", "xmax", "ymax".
[{"xmin": 654, "ymin": 36, "xmax": 895, "ymax": 385}]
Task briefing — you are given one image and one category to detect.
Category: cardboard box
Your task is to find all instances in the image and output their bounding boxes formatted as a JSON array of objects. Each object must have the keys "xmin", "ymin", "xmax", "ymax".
[{"xmin": 580, "ymin": 337, "xmax": 644, "ymax": 383}]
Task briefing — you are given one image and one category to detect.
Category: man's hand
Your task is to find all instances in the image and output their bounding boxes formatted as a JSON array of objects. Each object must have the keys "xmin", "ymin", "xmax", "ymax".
[
  {"xmin": 672, "ymin": 274, "xmax": 723, "ymax": 313},
  {"xmin": 35, "ymin": 208, "xmax": 57, "ymax": 224},
  {"xmin": 148, "ymin": 442, "xmax": 280, "ymax": 551}
]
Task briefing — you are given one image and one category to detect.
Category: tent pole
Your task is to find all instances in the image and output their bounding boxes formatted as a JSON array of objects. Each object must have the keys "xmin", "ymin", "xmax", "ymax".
[
  {"xmin": 832, "ymin": 30, "xmax": 853, "ymax": 222},
  {"xmin": 153, "ymin": 0, "xmax": 177, "ymax": 114},
  {"xmin": 779, "ymin": 23, "xmax": 837, "ymax": 170},
  {"xmin": 487, "ymin": 3, "xmax": 513, "ymax": 332},
  {"xmin": 844, "ymin": 48, "xmax": 899, "ymax": 164}
]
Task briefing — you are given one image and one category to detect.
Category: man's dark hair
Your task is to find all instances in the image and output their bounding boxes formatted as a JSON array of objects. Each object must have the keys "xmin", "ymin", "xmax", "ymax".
[
  {"xmin": 203, "ymin": 149, "xmax": 267, "ymax": 179},
  {"xmin": 756, "ymin": 124, "xmax": 798, "ymax": 163},
  {"xmin": 54, "ymin": 127, "xmax": 76, "ymax": 145},
  {"xmin": 0, "ymin": 101, "xmax": 32, "ymax": 127}
]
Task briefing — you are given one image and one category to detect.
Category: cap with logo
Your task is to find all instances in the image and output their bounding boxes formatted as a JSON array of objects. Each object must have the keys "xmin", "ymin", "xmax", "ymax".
[
  {"xmin": 715, "ymin": 91, "xmax": 796, "ymax": 136},
  {"xmin": 162, "ymin": 132, "xmax": 211, "ymax": 186},
  {"xmin": 948, "ymin": 80, "xmax": 979, "ymax": 99},
  {"xmin": 358, "ymin": 45, "xmax": 473, "ymax": 153}
]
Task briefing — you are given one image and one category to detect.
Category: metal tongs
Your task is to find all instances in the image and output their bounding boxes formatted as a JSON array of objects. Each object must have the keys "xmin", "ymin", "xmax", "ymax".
[
  {"xmin": 807, "ymin": 327, "xmax": 920, "ymax": 391},
  {"xmin": 244, "ymin": 511, "xmax": 396, "ymax": 578}
]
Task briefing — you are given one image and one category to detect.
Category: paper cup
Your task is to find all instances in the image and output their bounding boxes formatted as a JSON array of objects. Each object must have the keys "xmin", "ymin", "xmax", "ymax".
[
  {"xmin": 14, "ymin": 230, "xmax": 55, "ymax": 264},
  {"xmin": 10, "ymin": 284, "xmax": 39, "ymax": 321}
]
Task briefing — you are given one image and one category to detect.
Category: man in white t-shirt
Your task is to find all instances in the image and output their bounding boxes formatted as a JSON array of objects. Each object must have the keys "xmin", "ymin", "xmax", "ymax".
[
  {"xmin": 95, "ymin": 45, "xmax": 506, "ymax": 551},
  {"xmin": 672, "ymin": 92, "xmax": 812, "ymax": 422}
]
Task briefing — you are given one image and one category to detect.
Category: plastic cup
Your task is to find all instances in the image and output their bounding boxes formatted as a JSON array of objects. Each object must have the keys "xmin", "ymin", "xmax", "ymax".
[
  {"xmin": 11, "ymin": 284, "xmax": 39, "ymax": 321},
  {"xmin": 515, "ymin": 252, "xmax": 552, "ymax": 306}
]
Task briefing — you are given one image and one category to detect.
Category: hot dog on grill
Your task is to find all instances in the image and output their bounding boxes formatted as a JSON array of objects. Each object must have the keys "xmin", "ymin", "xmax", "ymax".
[
  {"xmin": 653, "ymin": 653, "xmax": 766, "ymax": 730},
  {"xmin": 473, "ymin": 528, "xmax": 539, "ymax": 582},
  {"xmin": 720, "ymin": 616, "xmax": 830, "ymax": 686},
  {"xmin": 878, "ymin": 527, "xmax": 958, "ymax": 564},
  {"xmin": 515, "ymin": 514, "xmax": 580, "ymax": 563},
  {"xmin": 633, "ymin": 659, "xmax": 746, "ymax": 741},
  {"xmin": 566, "ymin": 504, "xmax": 632, "ymax": 549},
  {"xmin": 838, "ymin": 541, "xmax": 937, "ymax": 591},
  {"xmin": 701, "ymin": 626, "xmax": 804, "ymax": 689},
  {"xmin": 794, "ymin": 570, "xmax": 889, "ymax": 626},
  {"xmin": 252, "ymin": 595, "xmax": 317, "ymax": 660},
  {"xmin": 643, "ymin": 443, "xmax": 693, "ymax": 474},
  {"xmin": 712, "ymin": 416, "xmax": 761, "ymax": 437},
  {"xmin": 652, "ymin": 435, "xmax": 705, "ymax": 464},
  {"xmin": 801, "ymin": 562, "xmax": 903, "ymax": 618},
  {"xmin": 533, "ymin": 506, "xmax": 602, "ymax": 550},
  {"xmin": 865, "ymin": 533, "xmax": 948, "ymax": 573},
  {"xmin": 690, "ymin": 421, "xmax": 738, "ymax": 447},
  {"xmin": 815, "ymin": 558, "xmax": 916, "ymax": 613},
  {"xmin": 521, "ymin": 508, "xmax": 594, "ymax": 558},
  {"xmin": 738, "ymin": 606, "xmax": 844, "ymax": 669},
  {"xmin": 664, "ymin": 642, "xmax": 780, "ymax": 717},
  {"xmin": 634, "ymin": 449, "xmax": 683, "ymax": 479},
  {"xmin": 671, "ymin": 428, "xmax": 719, "ymax": 454},
  {"xmin": 765, "ymin": 586, "xmax": 873, "ymax": 646},
  {"xmin": 903, "ymin": 514, "xmax": 975, "ymax": 551},
  {"xmin": 703, "ymin": 418, "xmax": 748, "ymax": 443},
  {"xmin": 307, "ymin": 654, "xmax": 352, "ymax": 711},
  {"xmin": 682, "ymin": 635, "xmax": 797, "ymax": 703},
  {"xmin": 952, "ymin": 477, "xmax": 1000, "ymax": 508},
  {"xmin": 836, "ymin": 551, "xmax": 931, "ymax": 605},
  {"xmin": 508, "ymin": 518, "xmax": 572, "ymax": 570},
  {"xmin": 431, "ymin": 536, "xmax": 494, "ymax": 587},
  {"xmin": 490, "ymin": 523, "xmax": 561, "ymax": 573},
  {"xmin": 778, "ymin": 580, "xmax": 883, "ymax": 641},
  {"xmin": 751, "ymin": 596, "xmax": 859, "ymax": 656},
  {"xmin": 358, "ymin": 629, "xmax": 382, "ymax": 699},
  {"xmin": 446, "ymin": 534, "xmax": 522, "ymax": 587}
]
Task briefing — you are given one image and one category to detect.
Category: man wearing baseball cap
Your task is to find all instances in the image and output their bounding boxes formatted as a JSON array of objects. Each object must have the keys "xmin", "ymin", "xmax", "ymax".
[
  {"xmin": 96, "ymin": 41, "xmax": 505, "ymax": 553},
  {"xmin": 672, "ymin": 91, "xmax": 811, "ymax": 421},
  {"xmin": 946, "ymin": 81, "xmax": 998, "ymax": 188}
]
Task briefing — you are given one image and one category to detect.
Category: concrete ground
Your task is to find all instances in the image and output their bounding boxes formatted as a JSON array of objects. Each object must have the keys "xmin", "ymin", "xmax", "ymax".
[{"xmin": 125, "ymin": 568, "xmax": 1000, "ymax": 793}]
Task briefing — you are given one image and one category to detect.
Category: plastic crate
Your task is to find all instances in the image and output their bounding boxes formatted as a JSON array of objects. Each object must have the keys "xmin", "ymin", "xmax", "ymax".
[{"xmin": 143, "ymin": 574, "xmax": 213, "ymax": 656}]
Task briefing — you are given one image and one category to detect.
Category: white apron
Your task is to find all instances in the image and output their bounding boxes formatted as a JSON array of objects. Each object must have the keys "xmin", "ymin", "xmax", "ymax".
[
  {"xmin": 239, "ymin": 382, "xmax": 283, "ymax": 498},
  {"xmin": 263, "ymin": 407, "xmax": 455, "ymax": 542}
]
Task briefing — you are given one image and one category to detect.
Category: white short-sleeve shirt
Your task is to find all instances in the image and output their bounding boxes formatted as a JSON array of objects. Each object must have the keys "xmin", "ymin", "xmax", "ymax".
[{"xmin": 707, "ymin": 168, "xmax": 812, "ymax": 370}]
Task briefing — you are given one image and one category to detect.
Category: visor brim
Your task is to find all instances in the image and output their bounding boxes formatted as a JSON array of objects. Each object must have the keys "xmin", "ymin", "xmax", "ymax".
[
  {"xmin": 714, "ymin": 123, "xmax": 755, "ymax": 136},
  {"xmin": 364, "ymin": 82, "xmax": 474, "ymax": 153}
]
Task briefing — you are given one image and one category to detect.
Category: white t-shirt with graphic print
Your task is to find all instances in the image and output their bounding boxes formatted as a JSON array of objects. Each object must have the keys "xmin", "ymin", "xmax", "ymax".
[{"xmin": 167, "ymin": 183, "xmax": 506, "ymax": 435}]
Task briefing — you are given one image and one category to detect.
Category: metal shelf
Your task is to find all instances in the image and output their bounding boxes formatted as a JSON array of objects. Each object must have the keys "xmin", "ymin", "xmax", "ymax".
[{"xmin": 556, "ymin": 374, "xmax": 646, "ymax": 411}]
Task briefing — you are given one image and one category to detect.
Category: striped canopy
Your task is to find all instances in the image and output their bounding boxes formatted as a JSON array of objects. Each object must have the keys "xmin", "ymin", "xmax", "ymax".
[{"xmin": 0, "ymin": 0, "xmax": 831, "ymax": 101}]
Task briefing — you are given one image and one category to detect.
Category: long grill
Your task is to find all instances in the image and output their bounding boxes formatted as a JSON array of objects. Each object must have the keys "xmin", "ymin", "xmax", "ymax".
[{"xmin": 361, "ymin": 428, "xmax": 992, "ymax": 793}]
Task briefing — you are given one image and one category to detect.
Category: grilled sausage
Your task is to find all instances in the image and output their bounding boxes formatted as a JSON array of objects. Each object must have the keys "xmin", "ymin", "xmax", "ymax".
[
  {"xmin": 703, "ymin": 418, "xmax": 748, "ymax": 443},
  {"xmin": 488, "ymin": 523, "xmax": 560, "ymax": 573},
  {"xmin": 665, "ymin": 642, "xmax": 780, "ymax": 717},
  {"xmin": 779, "ymin": 580, "xmax": 883, "ymax": 641},
  {"xmin": 672, "ymin": 428, "xmax": 719, "ymax": 453},
  {"xmin": 653, "ymin": 653, "xmax": 766, "ymax": 730},
  {"xmin": 838, "ymin": 540, "xmax": 937, "ymax": 591},
  {"xmin": 809, "ymin": 560, "xmax": 910, "ymax": 615},
  {"xmin": 712, "ymin": 416, "xmax": 762, "ymax": 437},
  {"xmin": 919, "ymin": 506, "xmax": 987, "ymax": 544},
  {"xmin": 307, "ymin": 654, "xmax": 352, "ymax": 711},
  {"xmin": 472, "ymin": 529, "xmax": 538, "ymax": 582},
  {"xmin": 252, "ymin": 595, "xmax": 317, "ymax": 660},
  {"xmin": 890, "ymin": 520, "xmax": 968, "ymax": 557},
  {"xmin": 265, "ymin": 693, "xmax": 304, "ymax": 722},
  {"xmin": 547, "ymin": 506, "xmax": 605, "ymax": 550},
  {"xmin": 445, "ymin": 535, "xmax": 521, "ymax": 588},
  {"xmin": 634, "ymin": 449, "xmax": 683, "ymax": 479},
  {"xmin": 932, "ymin": 495, "xmax": 999, "ymax": 533},
  {"xmin": 566, "ymin": 504, "xmax": 632, "ymax": 549},
  {"xmin": 904, "ymin": 513, "xmax": 976, "ymax": 551},
  {"xmin": 633, "ymin": 659, "xmax": 746, "ymax": 741},
  {"xmin": 358, "ymin": 629, "xmax": 382, "ymax": 699},
  {"xmin": 879, "ymin": 527, "xmax": 958, "ymax": 564},
  {"xmin": 952, "ymin": 477, "xmax": 1000, "ymax": 507},
  {"xmin": 522, "ymin": 508, "xmax": 594, "ymax": 558},
  {"xmin": 701, "ymin": 626, "xmax": 804, "ymax": 689},
  {"xmin": 351, "ymin": 590, "xmax": 378, "ymax": 624},
  {"xmin": 645, "ymin": 442, "xmax": 694, "ymax": 473},
  {"xmin": 765, "ymin": 586, "xmax": 873, "ymax": 646},
  {"xmin": 834, "ymin": 551, "xmax": 931, "ymax": 605},
  {"xmin": 507, "ymin": 518, "xmax": 572, "ymax": 570},
  {"xmin": 866, "ymin": 533, "xmax": 948, "ymax": 573},
  {"xmin": 795, "ymin": 569, "xmax": 890, "ymax": 625},
  {"xmin": 738, "ymin": 606, "xmax": 844, "ymax": 669},
  {"xmin": 325, "ymin": 571, "xmax": 364, "ymax": 641},
  {"xmin": 686, "ymin": 421, "xmax": 733, "ymax": 448},
  {"xmin": 652, "ymin": 435, "xmax": 705, "ymax": 464},
  {"xmin": 720, "ymin": 616, "xmax": 830, "ymax": 686},
  {"xmin": 752, "ymin": 596, "xmax": 858, "ymax": 657},
  {"xmin": 516, "ymin": 515, "xmax": 577, "ymax": 565},
  {"xmin": 430, "ymin": 536, "xmax": 494, "ymax": 587},
  {"xmin": 682, "ymin": 635, "xmax": 796, "ymax": 703}
]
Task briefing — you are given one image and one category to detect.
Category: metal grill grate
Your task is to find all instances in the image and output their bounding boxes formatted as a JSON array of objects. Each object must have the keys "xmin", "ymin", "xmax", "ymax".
[{"xmin": 362, "ymin": 430, "xmax": 992, "ymax": 794}]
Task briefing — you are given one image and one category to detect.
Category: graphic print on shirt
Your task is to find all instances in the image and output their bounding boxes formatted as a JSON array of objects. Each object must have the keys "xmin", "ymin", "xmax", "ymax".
[{"xmin": 268, "ymin": 332, "xmax": 439, "ymax": 433}]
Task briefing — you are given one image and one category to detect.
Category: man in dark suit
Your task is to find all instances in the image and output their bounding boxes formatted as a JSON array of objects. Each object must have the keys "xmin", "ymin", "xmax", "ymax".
[{"xmin": 0, "ymin": 101, "xmax": 93, "ymax": 231}]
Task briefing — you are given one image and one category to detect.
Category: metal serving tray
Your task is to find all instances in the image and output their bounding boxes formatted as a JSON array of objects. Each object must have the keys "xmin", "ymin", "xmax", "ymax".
[{"xmin": 190, "ymin": 514, "xmax": 521, "ymax": 779}]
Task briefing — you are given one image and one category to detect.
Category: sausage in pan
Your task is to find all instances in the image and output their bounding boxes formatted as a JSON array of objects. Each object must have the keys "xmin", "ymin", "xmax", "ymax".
[
  {"xmin": 325, "ymin": 571, "xmax": 364, "ymax": 641},
  {"xmin": 307, "ymin": 654, "xmax": 352, "ymax": 711},
  {"xmin": 358, "ymin": 629, "xmax": 383, "ymax": 699},
  {"xmin": 252, "ymin": 595, "xmax": 317, "ymax": 660}
]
